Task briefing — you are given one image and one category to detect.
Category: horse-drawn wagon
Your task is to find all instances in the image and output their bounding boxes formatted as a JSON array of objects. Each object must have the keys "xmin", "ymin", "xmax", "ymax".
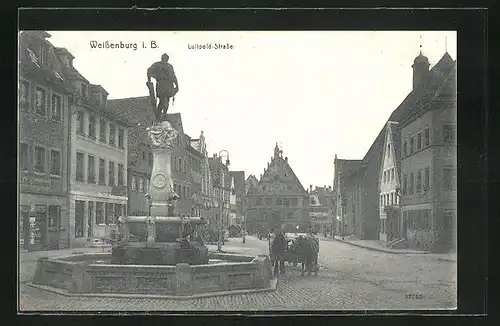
[{"xmin": 269, "ymin": 232, "xmax": 320, "ymax": 276}]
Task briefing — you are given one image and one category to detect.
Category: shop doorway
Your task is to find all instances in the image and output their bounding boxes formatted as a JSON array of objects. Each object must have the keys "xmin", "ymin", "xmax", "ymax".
[
  {"xmin": 20, "ymin": 205, "xmax": 30, "ymax": 250},
  {"xmin": 87, "ymin": 201, "xmax": 94, "ymax": 238}
]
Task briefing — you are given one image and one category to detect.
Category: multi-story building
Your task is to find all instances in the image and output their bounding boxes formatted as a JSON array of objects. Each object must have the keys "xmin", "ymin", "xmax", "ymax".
[
  {"xmin": 208, "ymin": 155, "xmax": 233, "ymax": 229},
  {"xmin": 333, "ymin": 156, "xmax": 362, "ymax": 236},
  {"xmin": 56, "ymin": 48, "xmax": 130, "ymax": 247},
  {"xmin": 309, "ymin": 185, "xmax": 336, "ymax": 235},
  {"xmin": 378, "ymin": 121, "xmax": 402, "ymax": 243},
  {"xmin": 400, "ymin": 52, "xmax": 456, "ymax": 252},
  {"xmin": 245, "ymin": 174, "xmax": 259, "ymax": 195},
  {"xmin": 190, "ymin": 131, "xmax": 216, "ymax": 223},
  {"xmin": 230, "ymin": 171, "xmax": 246, "ymax": 226},
  {"xmin": 245, "ymin": 143, "xmax": 310, "ymax": 234},
  {"xmin": 19, "ymin": 31, "xmax": 72, "ymax": 250},
  {"xmin": 107, "ymin": 97, "xmax": 205, "ymax": 218},
  {"xmin": 335, "ymin": 51, "xmax": 456, "ymax": 243}
]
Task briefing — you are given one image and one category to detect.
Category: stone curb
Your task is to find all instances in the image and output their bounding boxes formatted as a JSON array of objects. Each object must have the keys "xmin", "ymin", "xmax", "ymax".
[
  {"xmin": 333, "ymin": 238, "xmax": 456, "ymax": 262},
  {"xmin": 26, "ymin": 278, "xmax": 278, "ymax": 300}
]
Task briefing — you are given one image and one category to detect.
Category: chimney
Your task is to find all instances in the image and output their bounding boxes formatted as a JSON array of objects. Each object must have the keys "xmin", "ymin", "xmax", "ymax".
[
  {"xmin": 309, "ymin": 185, "xmax": 312, "ymax": 193},
  {"xmin": 260, "ymin": 174, "xmax": 262, "ymax": 180},
  {"xmin": 267, "ymin": 162, "xmax": 269, "ymax": 168}
]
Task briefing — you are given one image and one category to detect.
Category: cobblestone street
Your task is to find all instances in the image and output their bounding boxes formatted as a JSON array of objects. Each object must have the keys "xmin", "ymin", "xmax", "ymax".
[{"xmin": 19, "ymin": 236, "xmax": 456, "ymax": 311}]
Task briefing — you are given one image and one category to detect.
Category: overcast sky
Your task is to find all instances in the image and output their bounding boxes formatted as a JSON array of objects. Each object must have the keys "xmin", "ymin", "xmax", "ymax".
[{"xmin": 46, "ymin": 31, "xmax": 456, "ymax": 189}]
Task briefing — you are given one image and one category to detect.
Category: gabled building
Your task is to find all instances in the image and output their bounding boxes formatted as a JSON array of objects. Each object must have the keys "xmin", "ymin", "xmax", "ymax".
[
  {"xmin": 245, "ymin": 174, "xmax": 259, "ymax": 195},
  {"xmin": 379, "ymin": 121, "xmax": 402, "ymax": 243},
  {"xmin": 399, "ymin": 52, "xmax": 457, "ymax": 252},
  {"xmin": 19, "ymin": 31, "xmax": 73, "ymax": 250},
  {"xmin": 56, "ymin": 47, "xmax": 131, "ymax": 247},
  {"xmin": 245, "ymin": 143, "xmax": 310, "ymax": 234},
  {"xmin": 335, "ymin": 51, "xmax": 456, "ymax": 242},
  {"xmin": 190, "ymin": 131, "xmax": 216, "ymax": 222}
]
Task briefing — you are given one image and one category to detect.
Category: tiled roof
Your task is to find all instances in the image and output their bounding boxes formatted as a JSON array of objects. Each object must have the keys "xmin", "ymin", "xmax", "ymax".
[
  {"xmin": 19, "ymin": 32, "xmax": 73, "ymax": 93},
  {"xmin": 347, "ymin": 52, "xmax": 456, "ymax": 177},
  {"xmin": 90, "ymin": 84, "xmax": 109, "ymax": 95}
]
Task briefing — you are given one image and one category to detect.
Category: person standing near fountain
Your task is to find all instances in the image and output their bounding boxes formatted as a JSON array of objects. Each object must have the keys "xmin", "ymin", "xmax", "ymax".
[{"xmin": 146, "ymin": 53, "xmax": 179, "ymax": 123}]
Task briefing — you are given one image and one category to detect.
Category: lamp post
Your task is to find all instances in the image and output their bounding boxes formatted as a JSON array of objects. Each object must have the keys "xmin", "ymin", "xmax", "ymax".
[
  {"xmin": 218, "ymin": 150, "xmax": 230, "ymax": 252},
  {"xmin": 242, "ymin": 199, "xmax": 246, "ymax": 244}
]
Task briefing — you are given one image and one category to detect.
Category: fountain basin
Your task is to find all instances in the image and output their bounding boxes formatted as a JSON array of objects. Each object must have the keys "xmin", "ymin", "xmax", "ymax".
[{"xmin": 32, "ymin": 252, "xmax": 272, "ymax": 297}]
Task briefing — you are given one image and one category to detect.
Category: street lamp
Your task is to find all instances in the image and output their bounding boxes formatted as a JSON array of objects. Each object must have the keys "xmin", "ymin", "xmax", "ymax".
[{"xmin": 218, "ymin": 149, "xmax": 230, "ymax": 252}]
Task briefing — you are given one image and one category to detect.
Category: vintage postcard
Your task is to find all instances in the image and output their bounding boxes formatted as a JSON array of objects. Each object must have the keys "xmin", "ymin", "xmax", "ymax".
[{"xmin": 18, "ymin": 30, "xmax": 457, "ymax": 312}]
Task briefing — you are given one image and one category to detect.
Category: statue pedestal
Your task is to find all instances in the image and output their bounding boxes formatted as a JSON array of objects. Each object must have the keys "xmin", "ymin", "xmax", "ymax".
[{"xmin": 146, "ymin": 121, "xmax": 179, "ymax": 217}]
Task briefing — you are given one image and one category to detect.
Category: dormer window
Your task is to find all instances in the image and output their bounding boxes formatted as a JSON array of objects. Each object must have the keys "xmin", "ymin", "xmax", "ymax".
[
  {"xmin": 81, "ymin": 83, "xmax": 88, "ymax": 99},
  {"xmin": 387, "ymin": 143, "xmax": 391, "ymax": 158}
]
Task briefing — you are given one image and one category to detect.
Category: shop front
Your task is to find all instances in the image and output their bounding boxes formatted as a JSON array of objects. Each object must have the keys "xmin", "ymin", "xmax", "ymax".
[{"xmin": 19, "ymin": 193, "xmax": 69, "ymax": 251}]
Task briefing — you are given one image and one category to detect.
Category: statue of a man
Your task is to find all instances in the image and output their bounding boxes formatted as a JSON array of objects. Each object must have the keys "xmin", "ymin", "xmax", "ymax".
[{"xmin": 146, "ymin": 53, "xmax": 179, "ymax": 123}]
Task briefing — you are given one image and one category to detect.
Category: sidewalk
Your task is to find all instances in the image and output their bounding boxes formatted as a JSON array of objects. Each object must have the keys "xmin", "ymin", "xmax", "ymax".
[{"xmin": 321, "ymin": 235, "xmax": 456, "ymax": 262}]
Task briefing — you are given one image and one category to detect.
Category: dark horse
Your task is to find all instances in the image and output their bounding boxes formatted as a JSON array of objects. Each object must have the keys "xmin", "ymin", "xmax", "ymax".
[
  {"xmin": 291, "ymin": 235, "xmax": 319, "ymax": 276},
  {"xmin": 270, "ymin": 231, "xmax": 287, "ymax": 277}
]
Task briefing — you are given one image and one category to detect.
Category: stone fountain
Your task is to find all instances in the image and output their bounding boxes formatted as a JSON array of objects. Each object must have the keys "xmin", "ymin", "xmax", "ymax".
[
  {"xmin": 30, "ymin": 55, "xmax": 275, "ymax": 298},
  {"xmin": 111, "ymin": 121, "xmax": 209, "ymax": 266}
]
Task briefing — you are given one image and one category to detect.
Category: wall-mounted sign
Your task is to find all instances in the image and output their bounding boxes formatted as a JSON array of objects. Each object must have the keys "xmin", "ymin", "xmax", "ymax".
[{"xmin": 20, "ymin": 172, "xmax": 51, "ymax": 191}]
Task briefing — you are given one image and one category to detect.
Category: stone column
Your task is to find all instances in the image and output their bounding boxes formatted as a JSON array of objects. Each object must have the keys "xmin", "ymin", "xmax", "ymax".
[{"xmin": 147, "ymin": 121, "xmax": 179, "ymax": 217}]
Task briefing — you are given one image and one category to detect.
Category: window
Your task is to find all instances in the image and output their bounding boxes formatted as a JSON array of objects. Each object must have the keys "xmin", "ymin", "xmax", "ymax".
[
  {"xmin": 34, "ymin": 146, "xmax": 45, "ymax": 173},
  {"xmin": 178, "ymin": 158, "xmax": 182, "ymax": 172},
  {"xmin": 284, "ymin": 198, "xmax": 290, "ymax": 206},
  {"xmin": 88, "ymin": 115, "xmax": 96, "ymax": 139},
  {"xmin": 387, "ymin": 143, "xmax": 391, "ymax": 158},
  {"xmin": 444, "ymin": 124, "xmax": 457, "ymax": 144},
  {"xmin": 256, "ymin": 198, "xmax": 262, "ymax": 206},
  {"xmin": 403, "ymin": 174, "xmax": 407, "ymax": 195},
  {"xmin": 424, "ymin": 167, "xmax": 430, "ymax": 190},
  {"xmin": 403, "ymin": 141, "xmax": 408, "ymax": 157},
  {"xmin": 99, "ymin": 158, "xmax": 106, "ymax": 184},
  {"xmin": 88, "ymin": 155, "xmax": 95, "ymax": 183},
  {"xmin": 35, "ymin": 87, "xmax": 46, "ymax": 117},
  {"xmin": 184, "ymin": 160, "xmax": 187, "ymax": 173},
  {"xmin": 131, "ymin": 175, "xmax": 136, "ymax": 191},
  {"xmin": 118, "ymin": 128, "xmax": 125, "ymax": 149},
  {"xmin": 139, "ymin": 177, "xmax": 144, "ymax": 192},
  {"xmin": 51, "ymin": 93, "xmax": 62, "ymax": 122},
  {"xmin": 443, "ymin": 167, "xmax": 457, "ymax": 189},
  {"xmin": 105, "ymin": 202, "xmax": 114, "ymax": 224},
  {"xmin": 182, "ymin": 186, "xmax": 186, "ymax": 199},
  {"xmin": 145, "ymin": 178, "xmax": 149, "ymax": 192},
  {"xmin": 20, "ymin": 80, "xmax": 30, "ymax": 110},
  {"xmin": 380, "ymin": 195, "xmax": 383, "ymax": 207},
  {"xmin": 424, "ymin": 127, "xmax": 430, "ymax": 147},
  {"xmin": 76, "ymin": 111, "xmax": 84, "ymax": 135},
  {"xmin": 143, "ymin": 152, "xmax": 146, "ymax": 161},
  {"xmin": 99, "ymin": 119, "xmax": 107, "ymax": 143},
  {"xmin": 109, "ymin": 124, "xmax": 116, "ymax": 146},
  {"xmin": 291, "ymin": 198, "xmax": 298, "ymax": 206},
  {"xmin": 277, "ymin": 198, "xmax": 283, "ymax": 206},
  {"xmin": 417, "ymin": 132, "xmax": 422, "ymax": 150},
  {"xmin": 416, "ymin": 170, "xmax": 422, "ymax": 192},
  {"xmin": 108, "ymin": 161, "xmax": 115, "ymax": 186},
  {"xmin": 391, "ymin": 168, "xmax": 395, "ymax": 181},
  {"xmin": 409, "ymin": 172, "xmax": 414, "ymax": 194},
  {"xmin": 410, "ymin": 136, "xmax": 414, "ymax": 154},
  {"xmin": 76, "ymin": 152, "xmax": 84, "ymax": 181},
  {"xmin": 20, "ymin": 143, "xmax": 29, "ymax": 171},
  {"xmin": 48, "ymin": 205, "xmax": 60, "ymax": 229},
  {"xmin": 118, "ymin": 164, "xmax": 124, "ymax": 186},
  {"xmin": 96, "ymin": 202, "xmax": 104, "ymax": 224},
  {"xmin": 383, "ymin": 171, "xmax": 386, "ymax": 183},
  {"xmin": 50, "ymin": 149, "xmax": 61, "ymax": 176},
  {"xmin": 148, "ymin": 153, "xmax": 153, "ymax": 166},
  {"xmin": 75, "ymin": 200, "xmax": 85, "ymax": 238}
]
